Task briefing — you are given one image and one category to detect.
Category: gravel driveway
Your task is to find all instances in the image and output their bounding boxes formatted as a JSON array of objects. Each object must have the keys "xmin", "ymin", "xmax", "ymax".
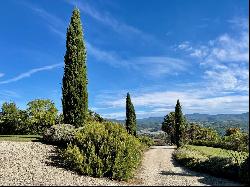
[
  {"xmin": 0, "ymin": 141, "xmax": 125, "ymax": 186},
  {"xmin": 134, "ymin": 146, "xmax": 241, "ymax": 186},
  {"xmin": 0, "ymin": 142, "xmax": 242, "ymax": 186}
]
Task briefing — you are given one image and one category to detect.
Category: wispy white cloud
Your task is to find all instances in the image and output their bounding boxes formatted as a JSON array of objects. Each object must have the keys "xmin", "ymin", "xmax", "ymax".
[
  {"xmin": 130, "ymin": 57, "xmax": 189, "ymax": 77},
  {"xmin": 74, "ymin": 1, "xmax": 141, "ymax": 35},
  {"xmin": 0, "ymin": 90, "xmax": 20, "ymax": 98},
  {"xmin": 23, "ymin": 2, "xmax": 66, "ymax": 40},
  {"xmin": 176, "ymin": 17, "xmax": 249, "ymax": 95},
  {"xmin": 0, "ymin": 63, "xmax": 63, "ymax": 84},
  {"xmin": 228, "ymin": 17, "xmax": 249, "ymax": 30},
  {"xmin": 178, "ymin": 20, "xmax": 249, "ymax": 63},
  {"xmin": 98, "ymin": 90, "xmax": 249, "ymax": 119},
  {"xmin": 86, "ymin": 42, "xmax": 127, "ymax": 68},
  {"xmin": 24, "ymin": 3, "xmax": 181, "ymax": 78},
  {"xmin": 0, "ymin": 73, "xmax": 4, "ymax": 78},
  {"xmin": 87, "ymin": 43, "xmax": 189, "ymax": 76},
  {"xmin": 67, "ymin": 0, "xmax": 161, "ymax": 46}
]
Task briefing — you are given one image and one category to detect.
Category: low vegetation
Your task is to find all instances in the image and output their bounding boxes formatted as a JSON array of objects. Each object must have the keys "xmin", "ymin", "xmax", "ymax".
[
  {"xmin": 43, "ymin": 124, "xmax": 76, "ymax": 146},
  {"xmin": 173, "ymin": 145, "xmax": 249, "ymax": 183},
  {"xmin": 61, "ymin": 121, "xmax": 144, "ymax": 180},
  {"xmin": 187, "ymin": 125, "xmax": 249, "ymax": 152}
]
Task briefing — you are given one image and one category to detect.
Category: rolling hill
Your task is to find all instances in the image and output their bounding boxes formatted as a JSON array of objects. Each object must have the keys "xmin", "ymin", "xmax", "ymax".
[{"xmin": 108, "ymin": 112, "xmax": 249, "ymax": 135}]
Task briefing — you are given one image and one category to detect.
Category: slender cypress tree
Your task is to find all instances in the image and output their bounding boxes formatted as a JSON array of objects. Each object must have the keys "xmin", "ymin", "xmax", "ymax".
[
  {"xmin": 125, "ymin": 93, "xmax": 137, "ymax": 136},
  {"xmin": 174, "ymin": 99, "xmax": 185, "ymax": 148},
  {"xmin": 62, "ymin": 8, "xmax": 88, "ymax": 127}
]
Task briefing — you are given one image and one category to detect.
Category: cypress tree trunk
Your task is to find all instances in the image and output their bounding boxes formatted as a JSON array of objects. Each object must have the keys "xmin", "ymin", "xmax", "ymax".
[
  {"xmin": 125, "ymin": 93, "xmax": 137, "ymax": 136},
  {"xmin": 175, "ymin": 99, "xmax": 184, "ymax": 148},
  {"xmin": 62, "ymin": 8, "xmax": 88, "ymax": 127}
]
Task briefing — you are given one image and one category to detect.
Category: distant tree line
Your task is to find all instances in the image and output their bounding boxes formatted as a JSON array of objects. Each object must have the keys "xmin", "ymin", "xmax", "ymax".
[{"xmin": 161, "ymin": 100, "xmax": 249, "ymax": 152}]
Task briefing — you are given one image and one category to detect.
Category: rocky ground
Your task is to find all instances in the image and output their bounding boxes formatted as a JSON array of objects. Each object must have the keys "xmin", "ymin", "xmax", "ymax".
[{"xmin": 0, "ymin": 142, "xmax": 242, "ymax": 186}]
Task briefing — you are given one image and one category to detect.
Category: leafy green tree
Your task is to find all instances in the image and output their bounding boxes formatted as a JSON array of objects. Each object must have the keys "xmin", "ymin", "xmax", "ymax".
[
  {"xmin": 0, "ymin": 102, "xmax": 25, "ymax": 134},
  {"xmin": 161, "ymin": 112, "xmax": 176, "ymax": 144},
  {"xmin": 125, "ymin": 93, "xmax": 137, "ymax": 136},
  {"xmin": 186, "ymin": 123, "xmax": 221, "ymax": 143},
  {"xmin": 174, "ymin": 99, "xmax": 186, "ymax": 147},
  {"xmin": 62, "ymin": 8, "xmax": 88, "ymax": 127},
  {"xmin": 27, "ymin": 99, "xmax": 58, "ymax": 134}
]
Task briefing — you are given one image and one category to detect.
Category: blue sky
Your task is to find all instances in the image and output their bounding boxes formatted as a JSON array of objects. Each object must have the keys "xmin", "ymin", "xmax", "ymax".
[{"xmin": 0, "ymin": 0, "xmax": 249, "ymax": 119}]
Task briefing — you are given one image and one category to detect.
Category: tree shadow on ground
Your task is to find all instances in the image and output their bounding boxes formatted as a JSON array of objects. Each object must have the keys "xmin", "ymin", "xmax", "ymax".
[
  {"xmin": 43, "ymin": 145, "xmax": 80, "ymax": 175},
  {"xmin": 44, "ymin": 147, "xmax": 66, "ymax": 168},
  {"xmin": 160, "ymin": 170, "xmax": 194, "ymax": 177},
  {"xmin": 30, "ymin": 137, "xmax": 43, "ymax": 142}
]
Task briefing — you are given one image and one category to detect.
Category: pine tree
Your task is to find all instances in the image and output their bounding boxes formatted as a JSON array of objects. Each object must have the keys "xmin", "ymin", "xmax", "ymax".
[
  {"xmin": 125, "ymin": 93, "xmax": 137, "ymax": 136},
  {"xmin": 62, "ymin": 8, "xmax": 88, "ymax": 127},
  {"xmin": 174, "ymin": 99, "xmax": 185, "ymax": 148}
]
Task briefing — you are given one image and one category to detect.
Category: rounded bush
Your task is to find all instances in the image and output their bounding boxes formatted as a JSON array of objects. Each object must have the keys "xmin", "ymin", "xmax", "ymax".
[
  {"xmin": 62, "ymin": 121, "xmax": 144, "ymax": 180},
  {"xmin": 43, "ymin": 124, "xmax": 76, "ymax": 146}
]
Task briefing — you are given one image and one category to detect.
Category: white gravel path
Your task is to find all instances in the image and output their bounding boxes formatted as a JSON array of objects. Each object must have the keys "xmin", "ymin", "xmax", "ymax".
[
  {"xmin": 134, "ymin": 146, "xmax": 242, "ymax": 186},
  {"xmin": 0, "ymin": 141, "xmax": 125, "ymax": 186},
  {"xmin": 0, "ymin": 142, "xmax": 242, "ymax": 186}
]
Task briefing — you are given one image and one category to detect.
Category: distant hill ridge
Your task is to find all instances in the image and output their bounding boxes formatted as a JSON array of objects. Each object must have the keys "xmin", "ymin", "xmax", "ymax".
[{"xmin": 108, "ymin": 112, "xmax": 249, "ymax": 134}]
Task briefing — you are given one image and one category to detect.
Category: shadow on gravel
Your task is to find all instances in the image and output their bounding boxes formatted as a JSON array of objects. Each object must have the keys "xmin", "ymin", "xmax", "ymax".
[
  {"xmin": 162, "ymin": 147, "xmax": 176, "ymax": 150},
  {"xmin": 43, "ymin": 146, "xmax": 78, "ymax": 173},
  {"xmin": 160, "ymin": 171, "xmax": 194, "ymax": 177},
  {"xmin": 31, "ymin": 137, "xmax": 43, "ymax": 142}
]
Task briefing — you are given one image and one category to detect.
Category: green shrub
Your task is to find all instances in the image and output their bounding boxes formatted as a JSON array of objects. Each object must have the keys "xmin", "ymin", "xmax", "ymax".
[
  {"xmin": 62, "ymin": 121, "xmax": 144, "ymax": 180},
  {"xmin": 190, "ymin": 132, "xmax": 249, "ymax": 152},
  {"xmin": 138, "ymin": 135, "xmax": 154, "ymax": 147},
  {"xmin": 43, "ymin": 124, "xmax": 76, "ymax": 146},
  {"xmin": 173, "ymin": 145, "xmax": 249, "ymax": 182}
]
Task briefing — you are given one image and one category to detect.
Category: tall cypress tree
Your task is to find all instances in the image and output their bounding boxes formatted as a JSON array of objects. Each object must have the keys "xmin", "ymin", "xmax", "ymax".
[
  {"xmin": 174, "ymin": 99, "xmax": 185, "ymax": 148},
  {"xmin": 62, "ymin": 8, "xmax": 88, "ymax": 127},
  {"xmin": 125, "ymin": 93, "xmax": 137, "ymax": 136}
]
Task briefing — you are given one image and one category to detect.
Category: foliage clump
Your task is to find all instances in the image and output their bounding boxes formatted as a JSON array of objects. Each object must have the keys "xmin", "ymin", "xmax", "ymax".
[
  {"xmin": 62, "ymin": 121, "xmax": 144, "ymax": 180},
  {"xmin": 173, "ymin": 145, "xmax": 249, "ymax": 183},
  {"xmin": 43, "ymin": 124, "xmax": 76, "ymax": 146},
  {"xmin": 187, "ymin": 124, "xmax": 249, "ymax": 152},
  {"xmin": 138, "ymin": 135, "xmax": 154, "ymax": 147}
]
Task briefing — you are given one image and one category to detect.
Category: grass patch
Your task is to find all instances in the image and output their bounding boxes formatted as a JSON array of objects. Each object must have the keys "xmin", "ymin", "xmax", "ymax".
[
  {"xmin": 0, "ymin": 135, "xmax": 42, "ymax": 142},
  {"xmin": 183, "ymin": 145, "xmax": 234, "ymax": 157}
]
